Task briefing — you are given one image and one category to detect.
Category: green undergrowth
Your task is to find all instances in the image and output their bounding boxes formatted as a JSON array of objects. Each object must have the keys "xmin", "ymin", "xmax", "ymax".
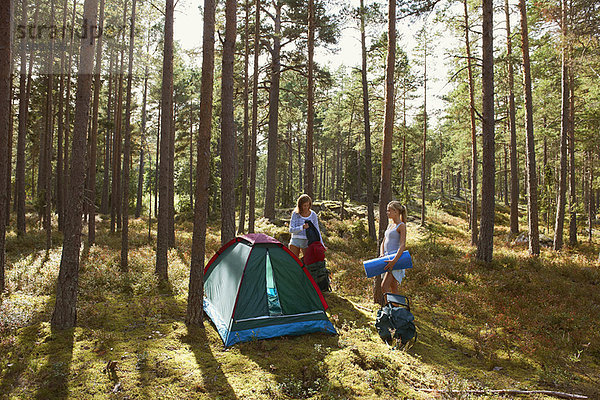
[{"xmin": 1, "ymin": 202, "xmax": 599, "ymax": 399}]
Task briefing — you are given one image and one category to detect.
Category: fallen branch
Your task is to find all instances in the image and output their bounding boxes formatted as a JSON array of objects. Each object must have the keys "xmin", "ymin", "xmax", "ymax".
[
  {"xmin": 350, "ymin": 301, "xmax": 374, "ymax": 313},
  {"xmin": 417, "ymin": 388, "xmax": 587, "ymax": 399}
]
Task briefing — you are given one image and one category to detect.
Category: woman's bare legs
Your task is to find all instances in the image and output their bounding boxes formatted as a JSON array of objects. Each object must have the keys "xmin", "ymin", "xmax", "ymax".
[
  {"xmin": 381, "ymin": 272, "xmax": 399, "ymax": 297},
  {"xmin": 289, "ymin": 244, "xmax": 301, "ymax": 258}
]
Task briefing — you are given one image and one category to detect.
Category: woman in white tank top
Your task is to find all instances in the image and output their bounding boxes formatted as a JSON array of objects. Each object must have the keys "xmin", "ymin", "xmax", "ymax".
[{"xmin": 380, "ymin": 201, "xmax": 407, "ymax": 297}]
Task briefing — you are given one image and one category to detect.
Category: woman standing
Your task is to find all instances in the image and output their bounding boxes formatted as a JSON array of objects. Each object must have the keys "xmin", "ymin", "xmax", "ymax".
[
  {"xmin": 289, "ymin": 194, "xmax": 324, "ymax": 258},
  {"xmin": 380, "ymin": 201, "xmax": 407, "ymax": 296}
]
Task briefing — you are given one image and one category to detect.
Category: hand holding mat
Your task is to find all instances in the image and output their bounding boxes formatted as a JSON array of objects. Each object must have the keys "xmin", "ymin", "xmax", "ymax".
[{"xmin": 363, "ymin": 250, "xmax": 412, "ymax": 278}]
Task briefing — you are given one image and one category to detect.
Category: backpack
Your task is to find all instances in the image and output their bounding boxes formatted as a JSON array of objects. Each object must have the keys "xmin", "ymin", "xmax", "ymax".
[
  {"xmin": 305, "ymin": 260, "xmax": 331, "ymax": 292},
  {"xmin": 375, "ymin": 293, "xmax": 416, "ymax": 346}
]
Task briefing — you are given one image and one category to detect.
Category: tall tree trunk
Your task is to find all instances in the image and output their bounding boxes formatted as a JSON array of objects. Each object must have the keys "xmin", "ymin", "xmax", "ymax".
[
  {"xmin": 553, "ymin": 0, "xmax": 569, "ymax": 251},
  {"xmin": 421, "ymin": 33, "xmax": 427, "ymax": 226},
  {"xmin": 189, "ymin": 101, "xmax": 194, "ymax": 211},
  {"xmin": 62, "ymin": 0, "xmax": 76, "ymax": 219},
  {"xmin": 375, "ymin": 0, "xmax": 395, "ymax": 305},
  {"xmin": 476, "ymin": 0, "xmax": 495, "ymax": 262},
  {"xmin": 264, "ymin": 2, "xmax": 281, "ymax": 221},
  {"xmin": 16, "ymin": 0, "xmax": 29, "ymax": 236},
  {"xmin": 505, "ymin": 0, "xmax": 519, "ymax": 236},
  {"xmin": 0, "ymin": 0, "xmax": 13, "ymax": 294},
  {"xmin": 519, "ymin": 0, "xmax": 540, "ymax": 255},
  {"xmin": 112, "ymin": 9, "xmax": 126, "ymax": 233},
  {"xmin": 187, "ymin": 0, "xmax": 215, "ymax": 326},
  {"xmin": 56, "ymin": 0, "xmax": 69, "ymax": 231},
  {"xmin": 136, "ymin": 67, "xmax": 149, "ymax": 218},
  {"xmin": 465, "ymin": 0, "xmax": 478, "ymax": 244},
  {"xmin": 121, "ymin": 0, "xmax": 137, "ymax": 272},
  {"xmin": 88, "ymin": 0, "xmax": 105, "ymax": 245},
  {"xmin": 220, "ymin": 0, "xmax": 237, "ymax": 244},
  {"xmin": 43, "ymin": 0, "xmax": 56, "ymax": 250},
  {"xmin": 168, "ymin": 103, "xmax": 175, "ymax": 247},
  {"xmin": 238, "ymin": 0, "xmax": 250, "ymax": 233},
  {"xmin": 248, "ymin": 0, "xmax": 260, "ymax": 233},
  {"xmin": 51, "ymin": 0, "xmax": 98, "ymax": 329},
  {"xmin": 305, "ymin": 0, "xmax": 315, "ymax": 198},
  {"xmin": 568, "ymin": 66, "xmax": 577, "ymax": 245},
  {"xmin": 156, "ymin": 0, "xmax": 174, "ymax": 281},
  {"xmin": 101, "ymin": 55, "xmax": 113, "ymax": 214},
  {"xmin": 360, "ymin": 0, "xmax": 376, "ymax": 241},
  {"xmin": 589, "ymin": 152, "xmax": 594, "ymax": 243},
  {"xmin": 155, "ymin": 103, "xmax": 160, "ymax": 219}
]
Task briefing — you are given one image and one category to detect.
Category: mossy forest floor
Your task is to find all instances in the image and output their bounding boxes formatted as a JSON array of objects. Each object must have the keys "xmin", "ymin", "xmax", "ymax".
[{"xmin": 1, "ymin": 199, "xmax": 599, "ymax": 399}]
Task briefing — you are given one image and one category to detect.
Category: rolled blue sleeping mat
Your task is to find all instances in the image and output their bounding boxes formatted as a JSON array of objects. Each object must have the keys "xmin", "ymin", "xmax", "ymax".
[{"xmin": 363, "ymin": 250, "xmax": 412, "ymax": 278}]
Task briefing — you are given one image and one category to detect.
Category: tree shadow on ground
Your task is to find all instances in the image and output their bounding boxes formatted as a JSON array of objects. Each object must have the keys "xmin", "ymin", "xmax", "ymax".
[
  {"xmin": 180, "ymin": 326, "xmax": 239, "ymax": 399},
  {"xmin": 33, "ymin": 326, "xmax": 75, "ymax": 400},
  {"xmin": 0, "ymin": 297, "xmax": 56, "ymax": 397}
]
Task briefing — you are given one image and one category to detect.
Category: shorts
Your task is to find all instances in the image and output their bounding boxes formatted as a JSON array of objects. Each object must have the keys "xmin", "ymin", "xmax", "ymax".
[
  {"xmin": 289, "ymin": 237, "xmax": 308, "ymax": 249},
  {"xmin": 381, "ymin": 268, "xmax": 405, "ymax": 285}
]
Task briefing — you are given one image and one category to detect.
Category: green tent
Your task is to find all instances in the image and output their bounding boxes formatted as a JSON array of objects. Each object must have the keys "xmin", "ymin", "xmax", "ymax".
[{"xmin": 203, "ymin": 233, "xmax": 336, "ymax": 346}]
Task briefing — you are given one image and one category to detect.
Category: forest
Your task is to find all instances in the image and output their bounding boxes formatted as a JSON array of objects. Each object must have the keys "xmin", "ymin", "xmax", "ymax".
[{"xmin": 0, "ymin": 0, "xmax": 599, "ymax": 398}]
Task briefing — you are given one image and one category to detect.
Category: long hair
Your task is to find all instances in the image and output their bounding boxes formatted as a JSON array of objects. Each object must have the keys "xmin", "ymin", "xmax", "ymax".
[
  {"xmin": 294, "ymin": 194, "xmax": 312, "ymax": 214},
  {"xmin": 388, "ymin": 201, "xmax": 407, "ymax": 224}
]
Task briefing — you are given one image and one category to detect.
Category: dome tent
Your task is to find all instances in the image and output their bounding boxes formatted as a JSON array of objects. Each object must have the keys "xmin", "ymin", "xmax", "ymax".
[{"xmin": 203, "ymin": 233, "xmax": 337, "ymax": 346}]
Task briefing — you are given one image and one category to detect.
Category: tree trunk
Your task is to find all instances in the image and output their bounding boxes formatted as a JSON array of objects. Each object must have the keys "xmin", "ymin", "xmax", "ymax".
[
  {"xmin": 189, "ymin": 101, "xmax": 194, "ymax": 211},
  {"xmin": 248, "ymin": 0, "xmax": 260, "ymax": 233},
  {"xmin": 553, "ymin": 0, "xmax": 569, "ymax": 251},
  {"xmin": 568, "ymin": 65, "xmax": 577, "ymax": 246},
  {"xmin": 121, "ymin": 0, "xmax": 137, "ymax": 272},
  {"xmin": 505, "ymin": 0, "xmax": 519, "ymax": 236},
  {"xmin": 168, "ymin": 103, "xmax": 175, "ymax": 247},
  {"xmin": 16, "ymin": 0, "xmax": 29, "ymax": 236},
  {"xmin": 476, "ymin": 0, "xmax": 495, "ymax": 262},
  {"xmin": 156, "ymin": 0, "xmax": 174, "ymax": 281},
  {"xmin": 264, "ymin": 2, "xmax": 281, "ymax": 221},
  {"xmin": 421, "ymin": 33, "xmax": 427, "ymax": 226},
  {"xmin": 519, "ymin": 0, "xmax": 540, "ymax": 256},
  {"xmin": 101, "ymin": 56, "xmax": 113, "ymax": 215},
  {"xmin": 88, "ymin": 0, "xmax": 105, "ymax": 245},
  {"xmin": 112, "ymin": 13, "xmax": 126, "ymax": 233},
  {"xmin": 136, "ymin": 68, "xmax": 148, "ymax": 218},
  {"xmin": 238, "ymin": 0, "xmax": 250, "ymax": 233},
  {"xmin": 0, "ymin": 0, "xmax": 13, "ymax": 293},
  {"xmin": 51, "ymin": 0, "xmax": 98, "ymax": 329},
  {"xmin": 465, "ymin": 0, "xmax": 478, "ymax": 244},
  {"xmin": 220, "ymin": 0, "xmax": 237, "ymax": 244},
  {"xmin": 187, "ymin": 0, "xmax": 215, "ymax": 326},
  {"xmin": 305, "ymin": 0, "xmax": 315, "ymax": 198},
  {"xmin": 376, "ymin": 0, "xmax": 395, "ymax": 305},
  {"xmin": 360, "ymin": 0, "xmax": 376, "ymax": 241}
]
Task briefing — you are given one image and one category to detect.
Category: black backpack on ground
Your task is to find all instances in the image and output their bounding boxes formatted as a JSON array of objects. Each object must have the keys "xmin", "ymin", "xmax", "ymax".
[
  {"xmin": 375, "ymin": 293, "xmax": 417, "ymax": 346},
  {"xmin": 305, "ymin": 260, "xmax": 330, "ymax": 292}
]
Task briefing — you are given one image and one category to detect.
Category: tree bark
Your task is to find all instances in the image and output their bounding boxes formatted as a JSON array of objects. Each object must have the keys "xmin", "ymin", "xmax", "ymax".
[
  {"xmin": 264, "ymin": 1, "xmax": 281, "ymax": 221},
  {"xmin": 51, "ymin": 0, "xmax": 98, "ymax": 329},
  {"xmin": 305, "ymin": 0, "xmax": 315, "ymax": 198},
  {"xmin": 519, "ymin": 0, "xmax": 540, "ymax": 256},
  {"xmin": 101, "ymin": 55, "xmax": 113, "ymax": 215},
  {"xmin": 136, "ymin": 67, "xmax": 149, "ymax": 218},
  {"xmin": 360, "ymin": 0, "xmax": 376, "ymax": 241},
  {"xmin": 553, "ymin": 0, "xmax": 569, "ymax": 251},
  {"xmin": 16, "ymin": 0, "xmax": 29, "ymax": 236},
  {"xmin": 505, "ymin": 0, "xmax": 519, "ymax": 236},
  {"xmin": 238, "ymin": 0, "xmax": 250, "ymax": 233},
  {"xmin": 121, "ymin": 0, "xmax": 137, "ymax": 271},
  {"xmin": 248, "ymin": 0, "xmax": 260, "ymax": 233},
  {"xmin": 187, "ymin": 0, "xmax": 215, "ymax": 326},
  {"xmin": 476, "ymin": 0, "xmax": 495, "ymax": 262},
  {"xmin": 421, "ymin": 32, "xmax": 427, "ymax": 226},
  {"xmin": 220, "ymin": 0, "xmax": 237, "ymax": 244},
  {"xmin": 156, "ymin": 0, "xmax": 174, "ymax": 281},
  {"xmin": 465, "ymin": 0, "xmax": 478, "ymax": 244},
  {"xmin": 568, "ymin": 65, "xmax": 577, "ymax": 246},
  {"xmin": 376, "ymin": 0, "xmax": 395, "ymax": 304},
  {"xmin": 0, "ymin": 0, "xmax": 13, "ymax": 293},
  {"xmin": 88, "ymin": 0, "xmax": 105, "ymax": 245}
]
